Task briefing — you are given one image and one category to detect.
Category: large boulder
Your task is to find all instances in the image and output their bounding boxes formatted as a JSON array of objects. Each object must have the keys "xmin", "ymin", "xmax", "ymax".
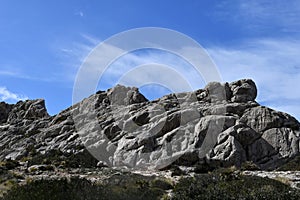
[
  {"xmin": 203, "ymin": 82, "xmax": 231, "ymax": 102},
  {"xmin": 240, "ymin": 106, "xmax": 299, "ymax": 133},
  {"xmin": 262, "ymin": 128, "xmax": 300, "ymax": 158},
  {"xmin": 107, "ymin": 85, "xmax": 148, "ymax": 106},
  {"xmin": 207, "ymin": 124, "xmax": 259, "ymax": 167},
  {"xmin": 230, "ymin": 79, "xmax": 257, "ymax": 103}
]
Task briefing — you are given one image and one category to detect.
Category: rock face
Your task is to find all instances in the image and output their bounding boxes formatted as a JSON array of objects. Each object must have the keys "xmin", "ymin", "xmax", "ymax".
[
  {"xmin": 0, "ymin": 79, "xmax": 299, "ymax": 170},
  {"xmin": 230, "ymin": 79, "xmax": 257, "ymax": 102}
]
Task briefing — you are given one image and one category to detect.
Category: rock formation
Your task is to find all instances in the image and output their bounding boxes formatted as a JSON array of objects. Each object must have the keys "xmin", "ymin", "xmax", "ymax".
[{"xmin": 0, "ymin": 79, "xmax": 299, "ymax": 171}]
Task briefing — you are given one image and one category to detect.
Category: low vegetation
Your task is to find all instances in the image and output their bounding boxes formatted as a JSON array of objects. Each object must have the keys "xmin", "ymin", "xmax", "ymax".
[
  {"xmin": 0, "ymin": 172, "xmax": 171, "ymax": 200},
  {"xmin": 171, "ymin": 168, "xmax": 300, "ymax": 200},
  {"xmin": 1, "ymin": 166, "xmax": 300, "ymax": 200}
]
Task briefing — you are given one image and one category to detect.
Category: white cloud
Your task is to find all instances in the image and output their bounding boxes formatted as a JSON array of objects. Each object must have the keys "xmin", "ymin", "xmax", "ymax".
[
  {"xmin": 67, "ymin": 33, "xmax": 300, "ymax": 120},
  {"xmin": 0, "ymin": 67, "xmax": 66, "ymax": 82},
  {"xmin": 0, "ymin": 70, "xmax": 18, "ymax": 76},
  {"xmin": 80, "ymin": 34, "xmax": 101, "ymax": 46},
  {"xmin": 56, "ymin": 34, "xmax": 101, "ymax": 84},
  {"xmin": 240, "ymin": 0, "xmax": 300, "ymax": 27},
  {"xmin": 207, "ymin": 38, "xmax": 300, "ymax": 120},
  {"xmin": 0, "ymin": 87, "xmax": 28, "ymax": 103},
  {"xmin": 71, "ymin": 42, "xmax": 202, "ymax": 102},
  {"xmin": 216, "ymin": 0, "xmax": 300, "ymax": 32},
  {"xmin": 75, "ymin": 11, "xmax": 84, "ymax": 17},
  {"xmin": 97, "ymin": 49, "xmax": 206, "ymax": 91}
]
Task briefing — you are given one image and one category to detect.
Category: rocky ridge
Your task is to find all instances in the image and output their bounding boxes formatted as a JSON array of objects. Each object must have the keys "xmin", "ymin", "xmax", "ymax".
[{"xmin": 0, "ymin": 79, "xmax": 299, "ymax": 171}]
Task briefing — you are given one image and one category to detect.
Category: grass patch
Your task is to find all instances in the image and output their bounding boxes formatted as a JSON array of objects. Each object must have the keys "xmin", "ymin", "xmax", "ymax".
[{"xmin": 0, "ymin": 174, "xmax": 169, "ymax": 200}]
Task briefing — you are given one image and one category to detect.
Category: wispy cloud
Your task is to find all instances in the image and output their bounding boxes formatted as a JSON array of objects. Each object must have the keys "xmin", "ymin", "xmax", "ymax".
[
  {"xmin": 216, "ymin": 0, "xmax": 300, "ymax": 32},
  {"xmin": 71, "ymin": 34, "xmax": 212, "ymax": 103},
  {"xmin": 95, "ymin": 48, "xmax": 206, "ymax": 92},
  {"xmin": 0, "ymin": 68, "xmax": 31, "ymax": 79},
  {"xmin": 80, "ymin": 34, "xmax": 101, "ymax": 46},
  {"xmin": 0, "ymin": 70, "xmax": 18, "ymax": 76},
  {"xmin": 0, "ymin": 68, "xmax": 68, "ymax": 83},
  {"xmin": 0, "ymin": 87, "xmax": 28, "ymax": 103},
  {"xmin": 67, "ymin": 33, "xmax": 300, "ymax": 120},
  {"xmin": 75, "ymin": 11, "xmax": 84, "ymax": 17},
  {"xmin": 55, "ymin": 34, "xmax": 101, "ymax": 84},
  {"xmin": 71, "ymin": 42, "xmax": 205, "ymax": 102}
]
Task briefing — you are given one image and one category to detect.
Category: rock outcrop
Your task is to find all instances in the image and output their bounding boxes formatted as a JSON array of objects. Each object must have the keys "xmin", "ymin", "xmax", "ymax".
[{"xmin": 0, "ymin": 79, "xmax": 299, "ymax": 171}]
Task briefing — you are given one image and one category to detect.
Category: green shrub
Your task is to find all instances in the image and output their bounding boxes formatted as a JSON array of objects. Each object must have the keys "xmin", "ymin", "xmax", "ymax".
[
  {"xmin": 1, "ymin": 177, "xmax": 101, "ymax": 200},
  {"xmin": 1, "ymin": 175, "xmax": 168, "ymax": 200},
  {"xmin": 172, "ymin": 169, "xmax": 300, "ymax": 200},
  {"xmin": 240, "ymin": 161, "xmax": 260, "ymax": 171},
  {"xmin": 150, "ymin": 178, "xmax": 173, "ymax": 190},
  {"xmin": 0, "ymin": 160, "xmax": 19, "ymax": 170}
]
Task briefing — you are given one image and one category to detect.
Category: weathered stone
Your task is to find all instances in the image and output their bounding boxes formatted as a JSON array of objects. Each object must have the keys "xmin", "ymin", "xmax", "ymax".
[
  {"xmin": 195, "ymin": 115, "xmax": 237, "ymax": 158},
  {"xmin": 202, "ymin": 102, "xmax": 259, "ymax": 116},
  {"xmin": 132, "ymin": 111, "xmax": 150, "ymax": 126},
  {"xmin": 204, "ymin": 82, "xmax": 231, "ymax": 102},
  {"xmin": 247, "ymin": 138, "xmax": 278, "ymax": 167},
  {"xmin": 0, "ymin": 79, "xmax": 299, "ymax": 171},
  {"xmin": 230, "ymin": 79, "xmax": 257, "ymax": 103},
  {"xmin": 240, "ymin": 106, "xmax": 300, "ymax": 133},
  {"xmin": 206, "ymin": 123, "xmax": 260, "ymax": 168},
  {"xmin": 263, "ymin": 128, "xmax": 300, "ymax": 157},
  {"xmin": 208, "ymin": 134, "xmax": 246, "ymax": 167},
  {"xmin": 107, "ymin": 85, "xmax": 148, "ymax": 106},
  {"xmin": 7, "ymin": 99, "xmax": 49, "ymax": 123},
  {"xmin": 230, "ymin": 124, "xmax": 261, "ymax": 146}
]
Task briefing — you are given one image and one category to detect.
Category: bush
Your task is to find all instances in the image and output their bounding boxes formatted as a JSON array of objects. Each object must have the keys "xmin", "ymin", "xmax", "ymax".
[
  {"xmin": 0, "ymin": 160, "xmax": 19, "ymax": 170},
  {"xmin": 172, "ymin": 169, "xmax": 300, "ymax": 200},
  {"xmin": 1, "ymin": 174, "xmax": 168, "ymax": 200}
]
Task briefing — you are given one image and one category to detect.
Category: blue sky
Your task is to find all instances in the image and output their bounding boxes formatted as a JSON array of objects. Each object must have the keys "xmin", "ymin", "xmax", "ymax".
[{"xmin": 0, "ymin": 0, "xmax": 300, "ymax": 120}]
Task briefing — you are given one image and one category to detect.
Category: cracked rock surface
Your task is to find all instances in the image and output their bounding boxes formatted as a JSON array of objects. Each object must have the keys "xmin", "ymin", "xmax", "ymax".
[{"xmin": 0, "ymin": 79, "xmax": 299, "ymax": 171}]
